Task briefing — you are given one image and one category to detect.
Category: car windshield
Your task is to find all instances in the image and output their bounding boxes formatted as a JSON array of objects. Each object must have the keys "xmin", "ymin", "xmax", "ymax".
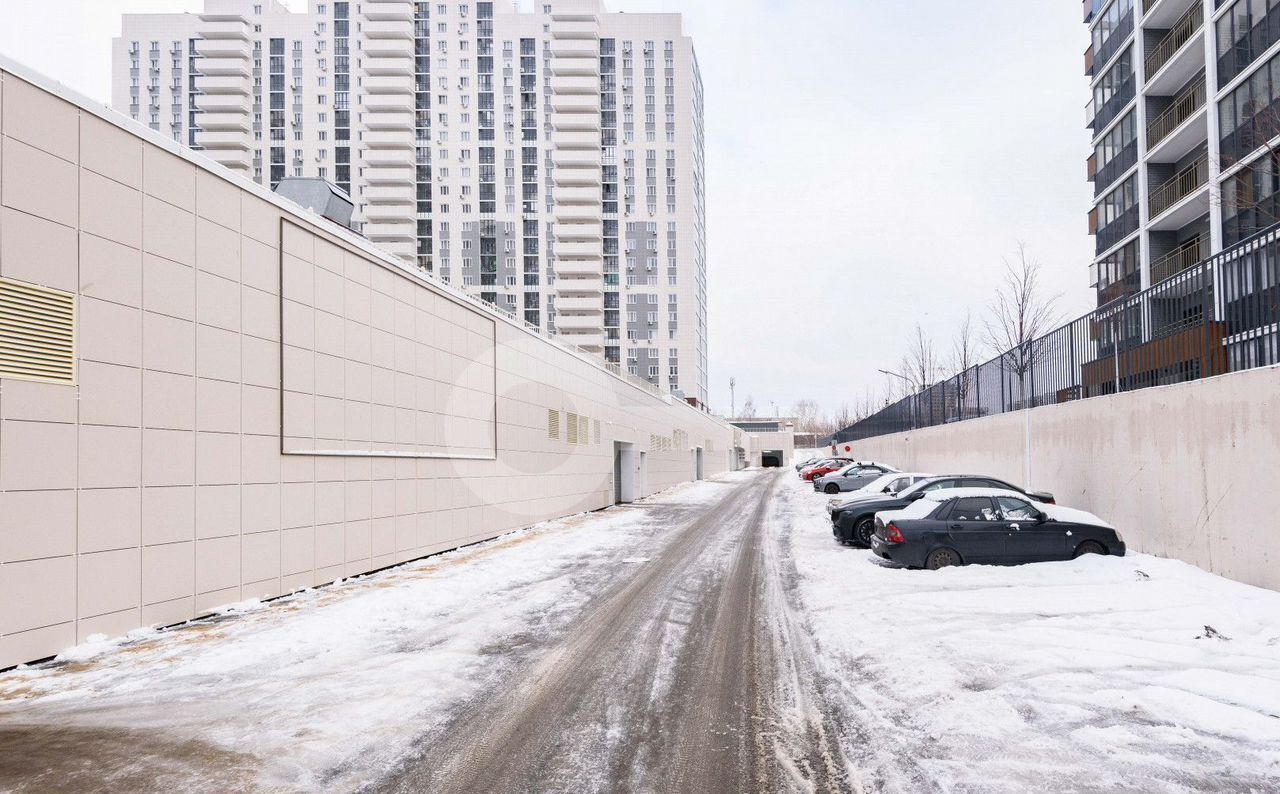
[
  {"xmin": 857, "ymin": 474, "xmax": 900, "ymax": 493},
  {"xmin": 896, "ymin": 478, "xmax": 941, "ymax": 498}
]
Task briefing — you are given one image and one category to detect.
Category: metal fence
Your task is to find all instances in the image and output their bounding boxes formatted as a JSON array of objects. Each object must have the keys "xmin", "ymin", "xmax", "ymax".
[{"xmin": 831, "ymin": 224, "xmax": 1280, "ymax": 444}]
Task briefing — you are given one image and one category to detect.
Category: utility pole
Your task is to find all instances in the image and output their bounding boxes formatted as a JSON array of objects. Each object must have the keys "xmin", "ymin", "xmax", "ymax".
[{"xmin": 729, "ymin": 376, "xmax": 736, "ymax": 418}]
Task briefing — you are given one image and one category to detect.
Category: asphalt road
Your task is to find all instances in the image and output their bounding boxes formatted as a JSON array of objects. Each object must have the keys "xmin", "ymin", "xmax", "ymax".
[{"xmin": 369, "ymin": 469, "xmax": 853, "ymax": 794}]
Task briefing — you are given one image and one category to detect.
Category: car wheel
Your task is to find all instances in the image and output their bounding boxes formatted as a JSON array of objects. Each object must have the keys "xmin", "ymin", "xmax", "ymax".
[
  {"xmin": 854, "ymin": 517, "xmax": 875, "ymax": 547},
  {"xmin": 1073, "ymin": 540, "xmax": 1106, "ymax": 558},
  {"xmin": 824, "ymin": 483, "xmax": 840, "ymax": 494},
  {"xmin": 926, "ymin": 548, "xmax": 962, "ymax": 570}
]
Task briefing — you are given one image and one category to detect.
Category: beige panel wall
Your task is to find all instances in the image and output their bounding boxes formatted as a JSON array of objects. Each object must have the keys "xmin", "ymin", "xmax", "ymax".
[
  {"xmin": 0, "ymin": 68, "xmax": 737, "ymax": 669},
  {"xmin": 844, "ymin": 366, "xmax": 1280, "ymax": 591}
]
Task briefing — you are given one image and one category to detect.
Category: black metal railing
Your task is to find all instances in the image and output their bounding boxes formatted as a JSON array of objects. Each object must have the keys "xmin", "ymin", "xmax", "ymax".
[{"xmin": 831, "ymin": 224, "xmax": 1280, "ymax": 444}]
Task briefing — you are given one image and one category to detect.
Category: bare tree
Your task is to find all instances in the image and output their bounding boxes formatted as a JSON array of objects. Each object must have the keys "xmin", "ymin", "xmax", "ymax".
[
  {"xmin": 896, "ymin": 323, "xmax": 939, "ymax": 395},
  {"xmin": 830, "ymin": 402, "xmax": 853, "ymax": 430},
  {"xmin": 740, "ymin": 395, "xmax": 756, "ymax": 418},
  {"xmin": 791, "ymin": 399, "xmax": 823, "ymax": 435},
  {"xmin": 950, "ymin": 311, "xmax": 978, "ymax": 418},
  {"xmin": 983, "ymin": 243, "xmax": 1060, "ymax": 410}
]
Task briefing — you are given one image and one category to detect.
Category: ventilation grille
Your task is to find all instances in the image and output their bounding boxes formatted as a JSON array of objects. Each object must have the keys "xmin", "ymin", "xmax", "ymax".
[
  {"xmin": 566, "ymin": 411, "xmax": 579, "ymax": 444},
  {"xmin": 548, "ymin": 408, "xmax": 560, "ymax": 439},
  {"xmin": 578, "ymin": 414, "xmax": 588, "ymax": 446},
  {"xmin": 0, "ymin": 277, "xmax": 76, "ymax": 385},
  {"xmin": 594, "ymin": 419, "xmax": 601, "ymax": 445}
]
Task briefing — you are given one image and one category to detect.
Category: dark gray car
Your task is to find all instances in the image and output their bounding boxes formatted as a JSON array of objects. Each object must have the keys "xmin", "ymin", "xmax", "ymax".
[{"xmin": 812, "ymin": 462, "xmax": 899, "ymax": 494}]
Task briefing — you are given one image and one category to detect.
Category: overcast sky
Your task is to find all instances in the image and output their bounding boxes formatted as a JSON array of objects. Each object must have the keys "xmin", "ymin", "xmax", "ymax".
[{"xmin": 0, "ymin": 0, "xmax": 1094, "ymax": 419}]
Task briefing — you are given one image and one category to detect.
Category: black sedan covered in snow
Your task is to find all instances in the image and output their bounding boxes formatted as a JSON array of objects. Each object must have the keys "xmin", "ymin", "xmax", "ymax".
[
  {"xmin": 869, "ymin": 488, "xmax": 1125, "ymax": 570},
  {"xmin": 831, "ymin": 475, "xmax": 1055, "ymax": 547}
]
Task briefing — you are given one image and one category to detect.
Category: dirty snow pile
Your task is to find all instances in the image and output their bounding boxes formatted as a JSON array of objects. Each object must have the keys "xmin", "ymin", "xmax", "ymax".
[
  {"xmin": 777, "ymin": 483, "xmax": 1280, "ymax": 792},
  {"xmin": 0, "ymin": 476, "xmax": 744, "ymax": 791}
]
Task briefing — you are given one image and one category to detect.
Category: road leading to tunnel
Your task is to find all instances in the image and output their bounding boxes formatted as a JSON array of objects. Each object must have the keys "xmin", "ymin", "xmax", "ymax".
[{"xmin": 368, "ymin": 469, "xmax": 853, "ymax": 794}]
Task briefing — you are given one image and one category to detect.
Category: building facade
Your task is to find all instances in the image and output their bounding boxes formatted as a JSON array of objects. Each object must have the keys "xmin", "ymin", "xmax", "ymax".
[
  {"xmin": 113, "ymin": 0, "xmax": 708, "ymax": 405},
  {"xmin": 1083, "ymin": 0, "xmax": 1280, "ymax": 305}
]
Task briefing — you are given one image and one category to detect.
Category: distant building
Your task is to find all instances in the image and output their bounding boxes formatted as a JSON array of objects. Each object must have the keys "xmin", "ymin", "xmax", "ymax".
[{"xmin": 113, "ymin": 0, "xmax": 709, "ymax": 404}]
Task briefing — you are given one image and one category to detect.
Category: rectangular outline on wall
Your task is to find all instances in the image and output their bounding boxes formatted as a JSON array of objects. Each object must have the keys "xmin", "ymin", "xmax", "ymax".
[{"xmin": 277, "ymin": 216, "xmax": 498, "ymax": 460}]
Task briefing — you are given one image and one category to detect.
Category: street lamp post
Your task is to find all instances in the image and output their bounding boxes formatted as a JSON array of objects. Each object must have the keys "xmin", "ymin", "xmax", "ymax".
[{"xmin": 877, "ymin": 369, "xmax": 917, "ymax": 430}]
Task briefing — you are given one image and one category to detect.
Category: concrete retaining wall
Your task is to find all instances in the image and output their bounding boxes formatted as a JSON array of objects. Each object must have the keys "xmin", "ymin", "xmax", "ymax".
[
  {"xmin": 0, "ymin": 65, "xmax": 739, "ymax": 667},
  {"xmin": 846, "ymin": 365, "xmax": 1280, "ymax": 590}
]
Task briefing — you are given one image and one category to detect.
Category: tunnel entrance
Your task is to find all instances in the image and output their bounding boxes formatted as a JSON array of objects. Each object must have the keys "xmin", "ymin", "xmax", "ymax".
[{"xmin": 761, "ymin": 452, "xmax": 782, "ymax": 468}]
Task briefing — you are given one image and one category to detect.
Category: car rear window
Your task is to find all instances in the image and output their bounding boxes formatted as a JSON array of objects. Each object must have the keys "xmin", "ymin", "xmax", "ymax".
[{"xmin": 947, "ymin": 497, "xmax": 998, "ymax": 521}]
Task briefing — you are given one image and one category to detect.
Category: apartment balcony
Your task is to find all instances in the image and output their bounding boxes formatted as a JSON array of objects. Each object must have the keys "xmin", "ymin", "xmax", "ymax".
[
  {"xmin": 552, "ymin": 148, "xmax": 601, "ymax": 169},
  {"xmin": 363, "ymin": 55, "xmax": 412, "ymax": 75},
  {"xmin": 1150, "ymin": 235, "xmax": 1205, "ymax": 285},
  {"xmin": 206, "ymin": 155, "xmax": 252, "ymax": 175},
  {"xmin": 550, "ymin": 110, "xmax": 600, "ymax": 133},
  {"xmin": 1086, "ymin": 75, "xmax": 1134, "ymax": 133},
  {"xmin": 364, "ymin": 184, "xmax": 414, "ymax": 204},
  {"xmin": 362, "ymin": 128, "xmax": 415, "ymax": 149},
  {"xmin": 197, "ymin": 110, "xmax": 250, "ymax": 131},
  {"xmin": 1095, "ymin": 205, "xmax": 1139, "ymax": 255},
  {"xmin": 555, "ymin": 219, "xmax": 603, "ymax": 240},
  {"xmin": 195, "ymin": 74, "xmax": 249, "ymax": 94},
  {"xmin": 1148, "ymin": 155, "xmax": 1208, "ymax": 228},
  {"xmin": 555, "ymin": 184, "xmax": 602, "ymax": 204},
  {"xmin": 550, "ymin": 74, "xmax": 600, "ymax": 94},
  {"xmin": 363, "ymin": 19, "xmax": 414, "ymax": 39},
  {"xmin": 554, "ymin": 275, "xmax": 603, "ymax": 294},
  {"xmin": 196, "ymin": 38, "xmax": 251, "ymax": 59},
  {"xmin": 556, "ymin": 240, "xmax": 603, "ymax": 258},
  {"xmin": 363, "ymin": 207, "xmax": 416, "ymax": 228},
  {"xmin": 1217, "ymin": 1, "xmax": 1280, "ymax": 86},
  {"xmin": 1145, "ymin": 75, "xmax": 1206, "ymax": 161},
  {"xmin": 556, "ymin": 330, "xmax": 604, "ymax": 351},
  {"xmin": 1143, "ymin": 2, "xmax": 1203, "ymax": 94},
  {"xmin": 363, "ymin": 107, "xmax": 414, "ymax": 129},
  {"xmin": 363, "ymin": 74, "xmax": 414, "ymax": 94},
  {"xmin": 553, "ymin": 163, "xmax": 602, "ymax": 187},
  {"xmin": 195, "ymin": 129, "xmax": 251, "ymax": 149},
  {"xmin": 194, "ymin": 55, "xmax": 250, "ymax": 76},
  {"xmin": 549, "ymin": 53, "xmax": 600, "ymax": 77},
  {"xmin": 198, "ymin": 16, "xmax": 251, "ymax": 39},
  {"xmin": 1140, "ymin": 0, "xmax": 1198, "ymax": 29},
  {"xmin": 555, "ymin": 312, "xmax": 605, "ymax": 331},
  {"xmin": 1089, "ymin": 3, "xmax": 1133, "ymax": 76},
  {"xmin": 362, "ymin": 0, "xmax": 414, "ymax": 21},
  {"xmin": 555, "ymin": 129, "xmax": 601, "ymax": 149},
  {"xmin": 550, "ymin": 0, "xmax": 601, "ymax": 20},
  {"xmin": 550, "ymin": 93, "xmax": 600, "ymax": 114},
  {"xmin": 554, "ymin": 296, "xmax": 602, "ymax": 312},
  {"xmin": 1094, "ymin": 140, "xmax": 1137, "ymax": 198},
  {"xmin": 549, "ymin": 37, "xmax": 599, "ymax": 59},
  {"xmin": 555, "ymin": 258, "xmax": 603, "ymax": 276},
  {"xmin": 364, "ymin": 161, "xmax": 414, "ymax": 184},
  {"xmin": 364, "ymin": 37, "xmax": 413, "ymax": 57},
  {"xmin": 195, "ymin": 93, "xmax": 251, "ymax": 112},
  {"xmin": 551, "ymin": 19, "xmax": 601, "ymax": 39}
]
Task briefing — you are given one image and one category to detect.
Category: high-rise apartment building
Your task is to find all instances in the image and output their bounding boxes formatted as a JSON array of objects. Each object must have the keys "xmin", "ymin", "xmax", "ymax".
[
  {"xmin": 113, "ymin": 0, "xmax": 708, "ymax": 404},
  {"xmin": 1083, "ymin": 0, "xmax": 1280, "ymax": 305}
]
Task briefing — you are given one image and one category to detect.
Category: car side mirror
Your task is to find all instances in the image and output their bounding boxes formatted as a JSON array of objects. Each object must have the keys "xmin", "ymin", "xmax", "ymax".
[
  {"xmin": 1035, "ymin": 512, "xmax": 1048, "ymax": 523},
  {"xmin": 882, "ymin": 486, "xmax": 892, "ymax": 493},
  {"xmin": 907, "ymin": 491, "xmax": 924, "ymax": 501}
]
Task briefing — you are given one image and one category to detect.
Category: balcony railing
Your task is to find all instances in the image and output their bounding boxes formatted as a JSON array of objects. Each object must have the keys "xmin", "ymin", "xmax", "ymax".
[
  {"xmin": 1144, "ymin": 2, "xmax": 1203, "ymax": 79},
  {"xmin": 1149, "ymin": 154, "xmax": 1207, "ymax": 218},
  {"xmin": 1146, "ymin": 75, "xmax": 1205, "ymax": 149},
  {"xmin": 1151, "ymin": 236, "xmax": 1205, "ymax": 284}
]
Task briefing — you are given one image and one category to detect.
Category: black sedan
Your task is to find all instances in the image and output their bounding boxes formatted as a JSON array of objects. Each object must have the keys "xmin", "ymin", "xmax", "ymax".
[
  {"xmin": 869, "ymin": 488, "xmax": 1125, "ymax": 570},
  {"xmin": 831, "ymin": 475, "xmax": 1055, "ymax": 548}
]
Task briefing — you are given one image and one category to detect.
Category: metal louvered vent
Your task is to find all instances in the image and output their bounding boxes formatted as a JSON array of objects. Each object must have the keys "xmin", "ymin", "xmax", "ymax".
[
  {"xmin": 578, "ymin": 415, "xmax": 588, "ymax": 446},
  {"xmin": 0, "ymin": 277, "xmax": 76, "ymax": 385},
  {"xmin": 566, "ymin": 412, "xmax": 579, "ymax": 444},
  {"xmin": 548, "ymin": 408, "xmax": 560, "ymax": 440},
  {"xmin": 594, "ymin": 419, "xmax": 601, "ymax": 445}
]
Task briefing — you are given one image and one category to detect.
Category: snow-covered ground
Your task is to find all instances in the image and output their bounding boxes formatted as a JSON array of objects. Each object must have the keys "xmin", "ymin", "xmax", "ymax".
[
  {"xmin": 776, "ymin": 480, "xmax": 1280, "ymax": 792},
  {"xmin": 0, "ymin": 474, "xmax": 756, "ymax": 791}
]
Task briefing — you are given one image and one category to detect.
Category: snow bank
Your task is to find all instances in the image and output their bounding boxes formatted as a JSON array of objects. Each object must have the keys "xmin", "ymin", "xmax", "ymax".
[{"xmin": 777, "ymin": 481, "xmax": 1280, "ymax": 791}]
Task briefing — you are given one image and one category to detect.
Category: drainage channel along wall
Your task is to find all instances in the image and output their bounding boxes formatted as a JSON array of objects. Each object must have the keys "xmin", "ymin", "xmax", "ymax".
[
  {"xmin": 846, "ymin": 365, "xmax": 1280, "ymax": 591},
  {"xmin": 0, "ymin": 62, "xmax": 739, "ymax": 669}
]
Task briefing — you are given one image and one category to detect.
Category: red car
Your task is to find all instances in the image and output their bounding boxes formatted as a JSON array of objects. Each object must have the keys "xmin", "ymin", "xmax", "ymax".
[{"xmin": 800, "ymin": 458, "xmax": 856, "ymax": 481}]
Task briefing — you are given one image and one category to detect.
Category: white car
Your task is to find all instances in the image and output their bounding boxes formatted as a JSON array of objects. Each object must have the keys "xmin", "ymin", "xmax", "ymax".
[{"xmin": 826, "ymin": 472, "xmax": 933, "ymax": 515}]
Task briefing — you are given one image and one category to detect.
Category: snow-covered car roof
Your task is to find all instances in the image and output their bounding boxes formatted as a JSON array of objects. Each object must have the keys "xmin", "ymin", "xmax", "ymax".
[
  {"xmin": 901, "ymin": 488, "xmax": 1112, "ymax": 528},
  {"xmin": 829, "ymin": 473, "xmax": 934, "ymax": 505}
]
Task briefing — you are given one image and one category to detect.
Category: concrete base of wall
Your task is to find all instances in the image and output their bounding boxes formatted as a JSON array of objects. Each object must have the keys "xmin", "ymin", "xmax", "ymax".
[{"xmin": 847, "ymin": 366, "xmax": 1280, "ymax": 591}]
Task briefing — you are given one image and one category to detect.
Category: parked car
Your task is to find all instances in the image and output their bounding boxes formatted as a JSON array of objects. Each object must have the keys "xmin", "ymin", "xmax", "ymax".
[
  {"xmin": 831, "ymin": 475, "xmax": 1056, "ymax": 547},
  {"xmin": 800, "ymin": 458, "xmax": 857, "ymax": 481},
  {"xmin": 795, "ymin": 456, "xmax": 822, "ymax": 472},
  {"xmin": 870, "ymin": 488, "xmax": 1125, "ymax": 570},
  {"xmin": 812, "ymin": 462, "xmax": 901, "ymax": 494},
  {"xmin": 826, "ymin": 472, "xmax": 933, "ymax": 514}
]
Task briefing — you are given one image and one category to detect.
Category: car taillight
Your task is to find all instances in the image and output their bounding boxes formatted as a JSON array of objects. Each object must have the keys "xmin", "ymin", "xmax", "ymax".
[{"xmin": 884, "ymin": 523, "xmax": 904, "ymax": 544}]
